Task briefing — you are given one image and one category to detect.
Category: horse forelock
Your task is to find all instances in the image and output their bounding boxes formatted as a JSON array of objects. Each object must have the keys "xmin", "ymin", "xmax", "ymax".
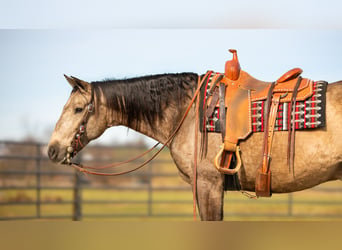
[{"xmin": 91, "ymin": 73, "xmax": 198, "ymax": 129}]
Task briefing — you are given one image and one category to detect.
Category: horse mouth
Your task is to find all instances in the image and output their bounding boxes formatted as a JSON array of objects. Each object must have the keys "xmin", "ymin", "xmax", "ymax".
[
  {"xmin": 58, "ymin": 156, "xmax": 71, "ymax": 165},
  {"xmin": 60, "ymin": 147, "xmax": 77, "ymax": 165}
]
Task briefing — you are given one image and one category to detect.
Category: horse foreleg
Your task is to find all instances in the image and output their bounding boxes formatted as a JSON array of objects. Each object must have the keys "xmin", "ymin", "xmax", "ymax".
[
  {"xmin": 194, "ymin": 164, "xmax": 225, "ymax": 221},
  {"xmin": 170, "ymin": 132, "xmax": 225, "ymax": 220}
]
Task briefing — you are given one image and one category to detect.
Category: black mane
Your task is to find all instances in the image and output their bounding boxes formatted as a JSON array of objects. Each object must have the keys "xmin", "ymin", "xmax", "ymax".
[{"xmin": 91, "ymin": 73, "xmax": 198, "ymax": 129}]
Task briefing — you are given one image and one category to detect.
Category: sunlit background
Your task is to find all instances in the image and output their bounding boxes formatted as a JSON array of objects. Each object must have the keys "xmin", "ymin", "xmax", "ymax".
[
  {"xmin": 0, "ymin": 0, "xmax": 341, "ymax": 221},
  {"xmin": 1, "ymin": 29, "xmax": 342, "ymax": 145}
]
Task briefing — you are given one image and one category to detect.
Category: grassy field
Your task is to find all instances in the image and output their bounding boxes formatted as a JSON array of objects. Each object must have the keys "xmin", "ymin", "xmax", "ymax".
[{"xmin": 1, "ymin": 181, "xmax": 342, "ymax": 221}]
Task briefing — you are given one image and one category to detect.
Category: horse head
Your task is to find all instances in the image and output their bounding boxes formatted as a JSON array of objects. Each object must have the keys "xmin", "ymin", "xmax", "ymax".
[{"xmin": 47, "ymin": 75, "xmax": 108, "ymax": 164}]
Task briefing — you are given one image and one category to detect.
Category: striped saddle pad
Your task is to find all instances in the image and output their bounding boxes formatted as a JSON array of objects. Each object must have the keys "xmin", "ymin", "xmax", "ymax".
[{"xmin": 203, "ymin": 77, "xmax": 327, "ymax": 133}]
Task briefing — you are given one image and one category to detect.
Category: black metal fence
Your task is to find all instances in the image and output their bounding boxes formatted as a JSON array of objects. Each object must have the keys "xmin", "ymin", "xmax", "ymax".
[
  {"xmin": 0, "ymin": 140, "xmax": 341, "ymax": 221},
  {"xmin": 0, "ymin": 140, "xmax": 79, "ymax": 220},
  {"xmin": 0, "ymin": 140, "xmax": 194, "ymax": 220}
]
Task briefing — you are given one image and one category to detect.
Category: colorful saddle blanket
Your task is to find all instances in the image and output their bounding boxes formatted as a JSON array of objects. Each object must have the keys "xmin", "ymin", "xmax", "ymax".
[{"xmin": 200, "ymin": 72, "xmax": 327, "ymax": 134}]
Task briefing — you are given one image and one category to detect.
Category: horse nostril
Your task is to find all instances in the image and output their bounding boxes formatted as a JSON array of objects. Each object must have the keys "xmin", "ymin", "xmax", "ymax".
[{"xmin": 48, "ymin": 146, "xmax": 58, "ymax": 161}]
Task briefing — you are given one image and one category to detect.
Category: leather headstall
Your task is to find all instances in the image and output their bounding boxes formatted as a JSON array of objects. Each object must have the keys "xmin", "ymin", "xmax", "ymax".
[{"xmin": 64, "ymin": 85, "xmax": 95, "ymax": 164}]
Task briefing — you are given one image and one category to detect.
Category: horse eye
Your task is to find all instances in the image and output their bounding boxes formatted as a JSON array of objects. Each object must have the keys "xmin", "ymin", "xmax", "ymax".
[{"xmin": 75, "ymin": 107, "xmax": 83, "ymax": 114}]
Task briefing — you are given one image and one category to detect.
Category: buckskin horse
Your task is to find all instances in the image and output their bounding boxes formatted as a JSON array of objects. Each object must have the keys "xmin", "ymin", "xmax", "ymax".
[{"xmin": 47, "ymin": 55, "xmax": 342, "ymax": 221}]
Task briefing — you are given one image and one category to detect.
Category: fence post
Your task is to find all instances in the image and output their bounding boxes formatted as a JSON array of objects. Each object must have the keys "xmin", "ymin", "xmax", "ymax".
[
  {"xmin": 36, "ymin": 143, "xmax": 41, "ymax": 218},
  {"xmin": 72, "ymin": 154, "xmax": 82, "ymax": 221}
]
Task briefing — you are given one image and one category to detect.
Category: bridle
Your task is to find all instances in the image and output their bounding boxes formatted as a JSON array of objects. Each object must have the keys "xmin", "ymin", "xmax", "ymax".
[{"xmin": 63, "ymin": 86, "xmax": 95, "ymax": 164}]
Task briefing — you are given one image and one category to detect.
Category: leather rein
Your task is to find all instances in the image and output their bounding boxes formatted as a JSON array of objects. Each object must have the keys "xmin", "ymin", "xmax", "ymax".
[{"xmin": 68, "ymin": 73, "xmax": 209, "ymax": 182}]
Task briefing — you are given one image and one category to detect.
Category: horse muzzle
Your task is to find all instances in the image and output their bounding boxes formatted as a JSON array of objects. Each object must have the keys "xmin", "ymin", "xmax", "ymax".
[{"xmin": 47, "ymin": 143, "xmax": 73, "ymax": 164}]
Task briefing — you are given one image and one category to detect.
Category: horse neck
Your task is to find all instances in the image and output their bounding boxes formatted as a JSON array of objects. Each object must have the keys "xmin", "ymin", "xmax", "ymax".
[
  {"xmin": 115, "ymin": 103, "xmax": 185, "ymax": 144},
  {"xmin": 97, "ymin": 73, "xmax": 198, "ymax": 145}
]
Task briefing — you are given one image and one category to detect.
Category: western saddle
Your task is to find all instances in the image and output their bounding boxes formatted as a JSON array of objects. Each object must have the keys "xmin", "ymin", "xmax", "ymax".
[{"xmin": 206, "ymin": 49, "xmax": 314, "ymax": 197}]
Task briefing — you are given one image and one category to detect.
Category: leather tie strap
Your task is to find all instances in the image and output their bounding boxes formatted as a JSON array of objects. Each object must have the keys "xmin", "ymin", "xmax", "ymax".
[
  {"xmin": 261, "ymin": 82, "xmax": 276, "ymax": 163},
  {"xmin": 263, "ymin": 93, "xmax": 281, "ymax": 173},
  {"xmin": 219, "ymin": 82, "xmax": 227, "ymax": 141},
  {"xmin": 205, "ymin": 86, "xmax": 220, "ymax": 118},
  {"xmin": 287, "ymin": 76, "xmax": 302, "ymax": 174},
  {"xmin": 255, "ymin": 82, "xmax": 276, "ymax": 197}
]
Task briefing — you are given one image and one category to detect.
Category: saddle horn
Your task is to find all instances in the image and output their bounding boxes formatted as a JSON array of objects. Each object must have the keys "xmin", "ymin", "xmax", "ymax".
[{"xmin": 225, "ymin": 49, "xmax": 241, "ymax": 81}]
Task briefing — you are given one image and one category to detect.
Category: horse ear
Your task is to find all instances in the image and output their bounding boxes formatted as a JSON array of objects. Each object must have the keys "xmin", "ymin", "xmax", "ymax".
[
  {"xmin": 64, "ymin": 74, "xmax": 91, "ymax": 93},
  {"xmin": 64, "ymin": 74, "xmax": 76, "ymax": 87}
]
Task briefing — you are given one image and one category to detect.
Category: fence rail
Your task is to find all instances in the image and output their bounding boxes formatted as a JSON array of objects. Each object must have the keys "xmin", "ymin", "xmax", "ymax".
[{"xmin": 0, "ymin": 140, "xmax": 341, "ymax": 221}]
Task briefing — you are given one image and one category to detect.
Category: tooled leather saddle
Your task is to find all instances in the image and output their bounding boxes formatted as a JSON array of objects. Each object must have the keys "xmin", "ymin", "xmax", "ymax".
[{"xmin": 202, "ymin": 49, "xmax": 323, "ymax": 197}]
